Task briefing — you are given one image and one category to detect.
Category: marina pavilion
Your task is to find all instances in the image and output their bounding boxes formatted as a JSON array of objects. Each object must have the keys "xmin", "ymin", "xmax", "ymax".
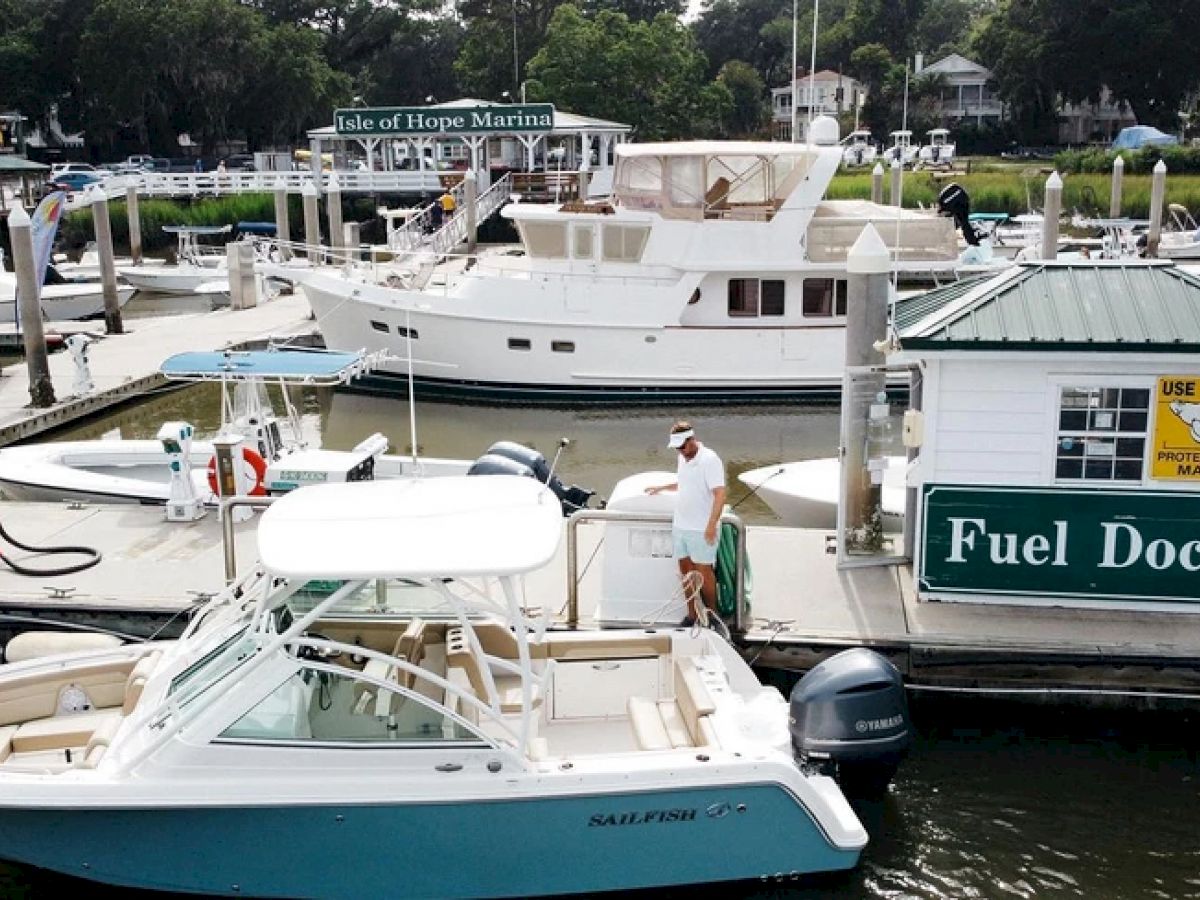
[{"xmin": 307, "ymin": 99, "xmax": 631, "ymax": 191}]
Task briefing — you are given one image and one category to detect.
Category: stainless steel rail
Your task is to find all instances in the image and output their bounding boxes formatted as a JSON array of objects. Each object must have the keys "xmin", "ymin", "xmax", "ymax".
[
  {"xmin": 564, "ymin": 509, "xmax": 748, "ymax": 631},
  {"xmin": 221, "ymin": 496, "xmax": 277, "ymax": 583}
]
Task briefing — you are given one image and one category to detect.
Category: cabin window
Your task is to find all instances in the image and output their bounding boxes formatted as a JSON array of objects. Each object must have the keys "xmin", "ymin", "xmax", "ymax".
[
  {"xmin": 728, "ymin": 278, "xmax": 785, "ymax": 317},
  {"xmin": 508, "ymin": 338, "xmax": 532, "ymax": 351},
  {"xmin": 601, "ymin": 225, "xmax": 650, "ymax": 262},
  {"xmin": 1054, "ymin": 386, "xmax": 1149, "ymax": 481},
  {"xmin": 521, "ymin": 221, "xmax": 568, "ymax": 259},
  {"xmin": 219, "ymin": 666, "xmax": 484, "ymax": 746},
  {"xmin": 572, "ymin": 225, "xmax": 594, "ymax": 260},
  {"xmin": 370, "ymin": 320, "xmax": 389, "ymax": 333},
  {"xmin": 397, "ymin": 326, "xmax": 418, "ymax": 340},
  {"xmin": 551, "ymin": 340, "xmax": 575, "ymax": 353},
  {"xmin": 802, "ymin": 279, "xmax": 847, "ymax": 317}
]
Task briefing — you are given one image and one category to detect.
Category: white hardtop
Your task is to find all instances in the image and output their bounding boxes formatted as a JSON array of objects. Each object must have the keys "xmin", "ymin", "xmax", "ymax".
[
  {"xmin": 615, "ymin": 140, "xmax": 820, "ymax": 159},
  {"xmin": 928, "ymin": 128, "xmax": 951, "ymax": 137},
  {"xmin": 890, "ymin": 130, "xmax": 913, "ymax": 137},
  {"xmin": 257, "ymin": 475, "xmax": 563, "ymax": 579}
]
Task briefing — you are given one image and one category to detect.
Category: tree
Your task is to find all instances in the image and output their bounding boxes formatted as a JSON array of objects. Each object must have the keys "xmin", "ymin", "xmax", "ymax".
[
  {"xmin": 526, "ymin": 5, "xmax": 731, "ymax": 139},
  {"xmin": 717, "ymin": 60, "xmax": 767, "ymax": 136}
]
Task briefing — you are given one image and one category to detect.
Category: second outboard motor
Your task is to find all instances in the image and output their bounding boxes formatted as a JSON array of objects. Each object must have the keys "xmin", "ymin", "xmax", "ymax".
[
  {"xmin": 789, "ymin": 648, "xmax": 911, "ymax": 797},
  {"xmin": 471, "ymin": 441, "xmax": 596, "ymax": 515},
  {"xmin": 936, "ymin": 182, "xmax": 981, "ymax": 247}
]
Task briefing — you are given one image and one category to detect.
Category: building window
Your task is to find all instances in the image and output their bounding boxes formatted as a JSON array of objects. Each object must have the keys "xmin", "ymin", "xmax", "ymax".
[
  {"xmin": 802, "ymin": 278, "xmax": 847, "ymax": 317},
  {"xmin": 1054, "ymin": 387, "xmax": 1149, "ymax": 481},
  {"xmin": 508, "ymin": 338, "xmax": 531, "ymax": 351},
  {"xmin": 728, "ymin": 278, "xmax": 785, "ymax": 317},
  {"xmin": 551, "ymin": 340, "xmax": 575, "ymax": 353}
]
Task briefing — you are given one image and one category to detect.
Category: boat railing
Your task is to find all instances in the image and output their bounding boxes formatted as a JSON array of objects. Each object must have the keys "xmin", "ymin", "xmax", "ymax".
[{"xmin": 564, "ymin": 508, "xmax": 748, "ymax": 632}]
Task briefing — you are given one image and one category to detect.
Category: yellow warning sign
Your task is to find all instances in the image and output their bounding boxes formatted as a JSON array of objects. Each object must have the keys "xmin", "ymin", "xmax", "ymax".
[{"xmin": 1152, "ymin": 376, "xmax": 1200, "ymax": 479}]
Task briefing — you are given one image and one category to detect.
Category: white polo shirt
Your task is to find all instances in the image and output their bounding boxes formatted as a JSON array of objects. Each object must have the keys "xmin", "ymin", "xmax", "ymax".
[{"xmin": 673, "ymin": 443, "xmax": 725, "ymax": 531}]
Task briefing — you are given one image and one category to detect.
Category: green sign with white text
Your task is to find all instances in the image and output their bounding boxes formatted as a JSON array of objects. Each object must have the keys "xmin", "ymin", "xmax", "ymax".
[
  {"xmin": 334, "ymin": 105, "xmax": 555, "ymax": 136},
  {"xmin": 920, "ymin": 484, "xmax": 1200, "ymax": 603}
]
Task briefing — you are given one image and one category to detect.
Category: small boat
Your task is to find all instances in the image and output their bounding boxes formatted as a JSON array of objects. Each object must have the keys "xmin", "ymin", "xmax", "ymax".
[
  {"xmin": 0, "ymin": 346, "xmax": 593, "ymax": 513},
  {"xmin": 739, "ymin": 455, "xmax": 907, "ymax": 529},
  {"xmin": 117, "ymin": 224, "xmax": 230, "ymax": 294},
  {"xmin": 0, "ymin": 474, "xmax": 910, "ymax": 897},
  {"xmin": 0, "ymin": 272, "xmax": 134, "ymax": 323},
  {"xmin": 1159, "ymin": 203, "xmax": 1200, "ymax": 260},
  {"xmin": 841, "ymin": 130, "xmax": 877, "ymax": 167},
  {"xmin": 917, "ymin": 128, "xmax": 956, "ymax": 166},
  {"xmin": 884, "ymin": 130, "xmax": 918, "ymax": 166}
]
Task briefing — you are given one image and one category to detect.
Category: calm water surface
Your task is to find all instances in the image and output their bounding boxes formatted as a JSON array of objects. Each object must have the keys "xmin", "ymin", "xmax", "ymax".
[{"xmin": 7, "ymin": 380, "xmax": 1200, "ymax": 899}]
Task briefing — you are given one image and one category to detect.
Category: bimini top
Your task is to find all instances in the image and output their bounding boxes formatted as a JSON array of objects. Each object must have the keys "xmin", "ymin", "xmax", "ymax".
[
  {"xmin": 159, "ymin": 347, "xmax": 378, "ymax": 385},
  {"xmin": 256, "ymin": 476, "xmax": 563, "ymax": 579},
  {"xmin": 894, "ymin": 260, "xmax": 1200, "ymax": 352}
]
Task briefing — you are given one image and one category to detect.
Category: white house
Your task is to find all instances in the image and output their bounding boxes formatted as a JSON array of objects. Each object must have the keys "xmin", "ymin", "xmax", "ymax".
[
  {"xmin": 917, "ymin": 53, "xmax": 1004, "ymax": 129},
  {"xmin": 772, "ymin": 70, "xmax": 866, "ymax": 141}
]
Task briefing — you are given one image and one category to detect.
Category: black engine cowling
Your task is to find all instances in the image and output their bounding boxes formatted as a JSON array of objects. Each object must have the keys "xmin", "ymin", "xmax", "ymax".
[
  {"xmin": 936, "ymin": 182, "xmax": 981, "ymax": 247},
  {"xmin": 789, "ymin": 647, "xmax": 911, "ymax": 797},
  {"xmin": 467, "ymin": 441, "xmax": 595, "ymax": 515}
]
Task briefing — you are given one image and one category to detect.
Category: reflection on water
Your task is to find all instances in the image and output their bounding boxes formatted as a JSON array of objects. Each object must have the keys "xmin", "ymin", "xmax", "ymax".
[{"xmin": 21, "ymin": 387, "xmax": 1200, "ymax": 899}]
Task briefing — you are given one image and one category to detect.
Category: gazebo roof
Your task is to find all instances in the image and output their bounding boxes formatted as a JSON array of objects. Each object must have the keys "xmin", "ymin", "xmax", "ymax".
[{"xmin": 0, "ymin": 156, "xmax": 49, "ymax": 175}]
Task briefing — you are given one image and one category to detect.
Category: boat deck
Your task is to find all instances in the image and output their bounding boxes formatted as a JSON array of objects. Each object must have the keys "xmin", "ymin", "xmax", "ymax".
[
  {"xmin": 0, "ymin": 291, "xmax": 316, "ymax": 446},
  {"xmin": 0, "ymin": 502, "xmax": 1197, "ymax": 699}
]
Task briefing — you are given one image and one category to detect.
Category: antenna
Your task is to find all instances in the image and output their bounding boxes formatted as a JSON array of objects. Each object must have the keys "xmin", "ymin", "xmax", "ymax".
[
  {"xmin": 891, "ymin": 59, "xmax": 911, "ymax": 293},
  {"xmin": 806, "ymin": 0, "xmax": 820, "ymax": 141},
  {"xmin": 404, "ymin": 307, "xmax": 422, "ymax": 476},
  {"xmin": 547, "ymin": 437, "xmax": 569, "ymax": 483}
]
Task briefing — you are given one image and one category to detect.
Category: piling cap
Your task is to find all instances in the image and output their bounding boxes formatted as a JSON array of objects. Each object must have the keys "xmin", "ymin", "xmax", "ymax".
[
  {"xmin": 8, "ymin": 202, "xmax": 29, "ymax": 227},
  {"xmin": 1113, "ymin": 154, "xmax": 1125, "ymax": 169},
  {"xmin": 847, "ymin": 223, "xmax": 891, "ymax": 275},
  {"xmin": 872, "ymin": 162, "xmax": 884, "ymax": 175},
  {"xmin": 327, "ymin": 172, "xmax": 341, "ymax": 192},
  {"xmin": 302, "ymin": 180, "xmax": 318, "ymax": 197},
  {"xmin": 274, "ymin": 177, "xmax": 288, "ymax": 190},
  {"xmin": 1154, "ymin": 159, "xmax": 1167, "ymax": 174},
  {"xmin": 1045, "ymin": 171, "xmax": 1063, "ymax": 190}
]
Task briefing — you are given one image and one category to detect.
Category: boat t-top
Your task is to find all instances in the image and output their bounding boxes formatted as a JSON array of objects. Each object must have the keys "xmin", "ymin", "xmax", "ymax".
[{"xmin": 0, "ymin": 474, "xmax": 910, "ymax": 896}]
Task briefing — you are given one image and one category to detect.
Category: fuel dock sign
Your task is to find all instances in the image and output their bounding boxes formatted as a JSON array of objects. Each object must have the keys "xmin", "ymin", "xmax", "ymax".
[
  {"xmin": 920, "ymin": 484, "xmax": 1200, "ymax": 603},
  {"xmin": 334, "ymin": 104, "xmax": 555, "ymax": 136}
]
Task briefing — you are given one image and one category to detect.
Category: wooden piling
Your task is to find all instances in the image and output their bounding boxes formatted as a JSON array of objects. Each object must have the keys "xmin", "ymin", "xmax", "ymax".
[
  {"xmin": 301, "ymin": 180, "xmax": 321, "ymax": 263},
  {"xmin": 1109, "ymin": 154, "xmax": 1124, "ymax": 218},
  {"xmin": 273, "ymin": 179, "xmax": 291, "ymax": 260},
  {"xmin": 89, "ymin": 187, "xmax": 123, "ymax": 334},
  {"xmin": 889, "ymin": 160, "xmax": 902, "ymax": 207},
  {"xmin": 125, "ymin": 184, "xmax": 142, "ymax": 265},
  {"xmin": 464, "ymin": 171, "xmax": 478, "ymax": 256},
  {"xmin": 7, "ymin": 204, "xmax": 56, "ymax": 407},
  {"xmin": 1041, "ymin": 172, "xmax": 1062, "ymax": 261},
  {"xmin": 871, "ymin": 162, "xmax": 884, "ymax": 205},
  {"xmin": 1147, "ymin": 159, "xmax": 1167, "ymax": 258},
  {"xmin": 326, "ymin": 172, "xmax": 344, "ymax": 262}
]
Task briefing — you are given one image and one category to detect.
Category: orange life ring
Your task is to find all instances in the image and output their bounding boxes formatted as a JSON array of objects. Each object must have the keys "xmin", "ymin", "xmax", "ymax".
[{"xmin": 206, "ymin": 448, "xmax": 267, "ymax": 497}]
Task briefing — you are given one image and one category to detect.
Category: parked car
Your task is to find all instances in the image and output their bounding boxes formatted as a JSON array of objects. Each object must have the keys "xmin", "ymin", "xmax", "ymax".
[
  {"xmin": 48, "ymin": 162, "xmax": 113, "ymax": 179},
  {"xmin": 223, "ymin": 153, "xmax": 255, "ymax": 171},
  {"xmin": 45, "ymin": 170, "xmax": 103, "ymax": 194}
]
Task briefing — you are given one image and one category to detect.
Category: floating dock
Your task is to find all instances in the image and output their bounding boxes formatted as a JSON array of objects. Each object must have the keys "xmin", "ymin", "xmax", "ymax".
[
  {"xmin": 0, "ymin": 292, "xmax": 316, "ymax": 446},
  {"xmin": 0, "ymin": 500, "xmax": 1196, "ymax": 703}
]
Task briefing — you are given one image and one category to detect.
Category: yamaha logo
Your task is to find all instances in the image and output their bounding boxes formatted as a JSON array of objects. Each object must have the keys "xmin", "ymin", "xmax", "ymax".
[
  {"xmin": 706, "ymin": 802, "xmax": 731, "ymax": 819},
  {"xmin": 855, "ymin": 715, "xmax": 903, "ymax": 733}
]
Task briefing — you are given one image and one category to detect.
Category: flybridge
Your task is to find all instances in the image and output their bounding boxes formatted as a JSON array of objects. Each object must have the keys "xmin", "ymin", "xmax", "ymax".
[{"xmin": 334, "ymin": 104, "xmax": 555, "ymax": 137}]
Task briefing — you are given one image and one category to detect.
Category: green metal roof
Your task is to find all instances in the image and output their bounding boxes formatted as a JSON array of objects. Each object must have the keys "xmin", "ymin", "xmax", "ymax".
[
  {"xmin": 0, "ymin": 155, "xmax": 48, "ymax": 173},
  {"xmin": 895, "ymin": 261, "xmax": 1200, "ymax": 352}
]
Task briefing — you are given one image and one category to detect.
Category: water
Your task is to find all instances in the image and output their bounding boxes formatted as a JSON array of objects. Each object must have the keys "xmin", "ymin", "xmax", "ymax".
[{"xmin": 7, "ymin": 387, "xmax": 1200, "ymax": 898}]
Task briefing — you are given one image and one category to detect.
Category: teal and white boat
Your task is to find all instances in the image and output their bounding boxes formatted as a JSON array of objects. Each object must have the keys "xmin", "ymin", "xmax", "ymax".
[{"xmin": 0, "ymin": 475, "xmax": 908, "ymax": 897}]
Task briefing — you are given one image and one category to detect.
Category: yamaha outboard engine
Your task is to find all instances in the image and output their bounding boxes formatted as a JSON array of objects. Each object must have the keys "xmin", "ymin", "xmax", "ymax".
[
  {"xmin": 468, "ymin": 441, "xmax": 595, "ymax": 515},
  {"xmin": 789, "ymin": 647, "xmax": 911, "ymax": 797},
  {"xmin": 936, "ymin": 182, "xmax": 981, "ymax": 247}
]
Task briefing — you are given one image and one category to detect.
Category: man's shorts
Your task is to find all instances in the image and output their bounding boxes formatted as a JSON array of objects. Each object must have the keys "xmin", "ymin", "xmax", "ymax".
[{"xmin": 674, "ymin": 528, "xmax": 717, "ymax": 565}]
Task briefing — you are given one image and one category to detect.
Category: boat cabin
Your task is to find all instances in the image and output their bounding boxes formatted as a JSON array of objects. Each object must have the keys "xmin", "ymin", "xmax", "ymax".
[{"xmin": 883, "ymin": 260, "xmax": 1200, "ymax": 612}]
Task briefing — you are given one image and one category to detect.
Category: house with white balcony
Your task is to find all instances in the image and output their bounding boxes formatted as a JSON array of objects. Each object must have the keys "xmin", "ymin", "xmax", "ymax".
[
  {"xmin": 772, "ymin": 70, "xmax": 865, "ymax": 141},
  {"xmin": 918, "ymin": 53, "xmax": 1005, "ymax": 128}
]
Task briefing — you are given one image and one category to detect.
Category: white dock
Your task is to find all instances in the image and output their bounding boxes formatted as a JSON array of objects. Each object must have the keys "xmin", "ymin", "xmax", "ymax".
[
  {"xmin": 2, "ymin": 500, "xmax": 1197, "ymax": 700},
  {"xmin": 0, "ymin": 292, "xmax": 316, "ymax": 445}
]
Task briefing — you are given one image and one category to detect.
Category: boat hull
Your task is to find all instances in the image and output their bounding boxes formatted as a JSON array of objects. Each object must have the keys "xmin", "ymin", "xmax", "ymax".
[
  {"xmin": 118, "ymin": 264, "xmax": 228, "ymax": 294},
  {"xmin": 0, "ymin": 783, "xmax": 859, "ymax": 898},
  {"xmin": 740, "ymin": 456, "xmax": 906, "ymax": 529},
  {"xmin": 0, "ymin": 285, "xmax": 135, "ymax": 323}
]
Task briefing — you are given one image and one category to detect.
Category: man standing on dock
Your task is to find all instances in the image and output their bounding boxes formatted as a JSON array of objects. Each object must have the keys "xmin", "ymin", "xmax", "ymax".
[{"xmin": 646, "ymin": 421, "xmax": 726, "ymax": 625}]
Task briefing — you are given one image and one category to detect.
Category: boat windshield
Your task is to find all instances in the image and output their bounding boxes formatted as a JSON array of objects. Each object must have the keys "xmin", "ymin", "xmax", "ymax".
[
  {"xmin": 614, "ymin": 149, "xmax": 815, "ymax": 222},
  {"xmin": 287, "ymin": 577, "xmax": 471, "ymax": 621}
]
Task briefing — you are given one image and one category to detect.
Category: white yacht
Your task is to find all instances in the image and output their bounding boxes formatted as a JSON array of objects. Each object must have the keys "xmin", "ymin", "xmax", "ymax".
[
  {"xmin": 0, "ymin": 475, "xmax": 910, "ymax": 897},
  {"xmin": 278, "ymin": 118, "xmax": 964, "ymax": 402}
]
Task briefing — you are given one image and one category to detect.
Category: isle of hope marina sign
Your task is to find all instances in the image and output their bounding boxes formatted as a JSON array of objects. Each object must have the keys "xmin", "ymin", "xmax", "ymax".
[
  {"xmin": 334, "ymin": 104, "xmax": 555, "ymax": 136},
  {"xmin": 919, "ymin": 377, "xmax": 1200, "ymax": 607}
]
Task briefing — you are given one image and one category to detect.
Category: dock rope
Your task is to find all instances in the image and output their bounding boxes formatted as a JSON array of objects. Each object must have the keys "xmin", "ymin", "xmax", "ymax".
[{"xmin": 0, "ymin": 520, "xmax": 101, "ymax": 576}]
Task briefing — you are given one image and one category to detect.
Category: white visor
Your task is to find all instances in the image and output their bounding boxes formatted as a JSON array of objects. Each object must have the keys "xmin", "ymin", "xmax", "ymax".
[{"xmin": 667, "ymin": 429, "xmax": 694, "ymax": 449}]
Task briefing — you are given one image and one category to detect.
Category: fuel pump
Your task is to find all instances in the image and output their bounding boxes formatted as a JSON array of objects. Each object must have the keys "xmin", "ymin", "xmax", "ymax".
[
  {"xmin": 210, "ymin": 434, "xmax": 254, "ymax": 523},
  {"xmin": 157, "ymin": 421, "xmax": 205, "ymax": 522}
]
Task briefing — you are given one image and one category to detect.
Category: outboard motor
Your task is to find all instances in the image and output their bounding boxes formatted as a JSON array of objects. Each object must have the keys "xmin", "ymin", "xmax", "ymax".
[
  {"xmin": 788, "ymin": 647, "xmax": 911, "ymax": 797},
  {"xmin": 936, "ymin": 182, "xmax": 981, "ymax": 247},
  {"xmin": 469, "ymin": 441, "xmax": 595, "ymax": 515}
]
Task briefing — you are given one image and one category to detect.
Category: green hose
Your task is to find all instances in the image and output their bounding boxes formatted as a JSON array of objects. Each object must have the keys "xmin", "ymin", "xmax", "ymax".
[{"xmin": 715, "ymin": 522, "xmax": 750, "ymax": 618}]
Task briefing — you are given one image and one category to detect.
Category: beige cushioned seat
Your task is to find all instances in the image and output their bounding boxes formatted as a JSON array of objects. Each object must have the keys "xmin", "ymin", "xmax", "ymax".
[{"xmin": 356, "ymin": 620, "xmax": 428, "ymax": 716}]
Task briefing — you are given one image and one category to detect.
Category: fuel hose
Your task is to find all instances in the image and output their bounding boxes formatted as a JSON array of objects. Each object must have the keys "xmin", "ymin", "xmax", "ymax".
[{"xmin": 0, "ymin": 520, "xmax": 101, "ymax": 576}]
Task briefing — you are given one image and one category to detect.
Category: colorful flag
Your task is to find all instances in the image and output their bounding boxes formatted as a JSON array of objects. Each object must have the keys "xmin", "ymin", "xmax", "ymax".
[{"xmin": 15, "ymin": 191, "xmax": 67, "ymax": 326}]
